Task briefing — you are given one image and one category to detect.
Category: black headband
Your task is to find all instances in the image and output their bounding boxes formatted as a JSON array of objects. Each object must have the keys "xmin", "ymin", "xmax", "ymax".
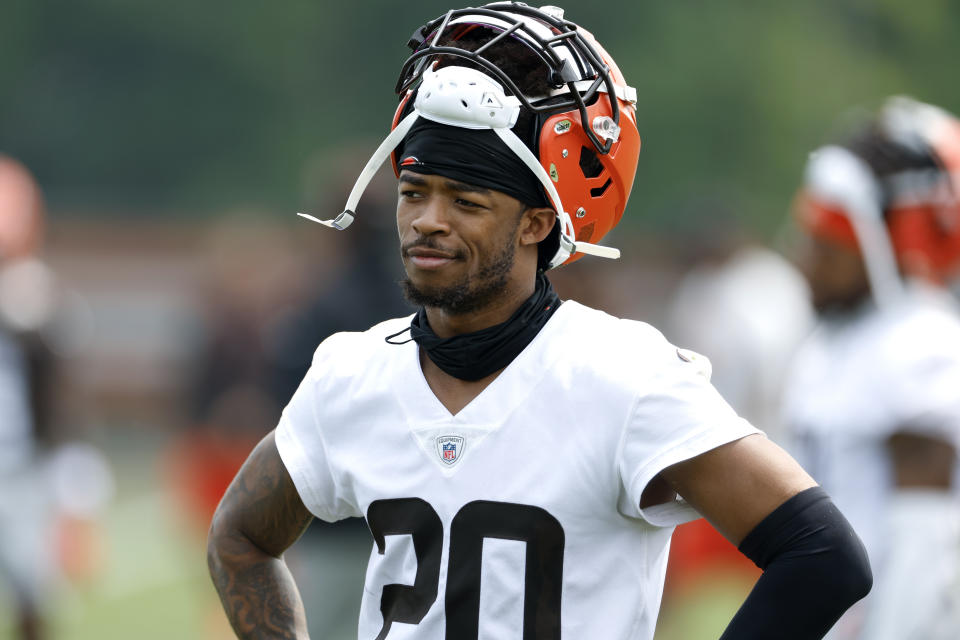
[{"xmin": 396, "ymin": 118, "xmax": 549, "ymax": 208}]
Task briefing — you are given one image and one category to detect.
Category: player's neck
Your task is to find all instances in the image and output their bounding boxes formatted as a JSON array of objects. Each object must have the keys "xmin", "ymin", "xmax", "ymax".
[
  {"xmin": 418, "ymin": 349, "xmax": 502, "ymax": 415},
  {"xmin": 424, "ymin": 278, "xmax": 536, "ymax": 338}
]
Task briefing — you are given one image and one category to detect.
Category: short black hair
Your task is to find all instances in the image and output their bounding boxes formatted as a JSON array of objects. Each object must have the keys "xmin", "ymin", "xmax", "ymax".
[
  {"xmin": 435, "ymin": 27, "xmax": 553, "ymax": 144},
  {"xmin": 842, "ymin": 122, "xmax": 939, "ymax": 179},
  {"xmin": 436, "ymin": 27, "xmax": 554, "ymax": 95}
]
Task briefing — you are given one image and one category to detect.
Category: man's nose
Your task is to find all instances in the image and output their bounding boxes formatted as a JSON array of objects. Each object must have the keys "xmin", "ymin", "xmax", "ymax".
[{"xmin": 411, "ymin": 197, "xmax": 451, "ymax": 236}]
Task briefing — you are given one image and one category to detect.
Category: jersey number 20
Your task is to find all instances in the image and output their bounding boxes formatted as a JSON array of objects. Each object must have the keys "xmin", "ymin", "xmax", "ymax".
[{"xmin": 367, "ymin": 498, "xmax": 565, "ymax": 639}]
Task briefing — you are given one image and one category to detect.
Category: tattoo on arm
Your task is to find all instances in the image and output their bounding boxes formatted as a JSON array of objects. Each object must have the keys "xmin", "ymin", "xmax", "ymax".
[{"xmin": 208, "ymin": 431, "xmax": 315, "ymax": 639}]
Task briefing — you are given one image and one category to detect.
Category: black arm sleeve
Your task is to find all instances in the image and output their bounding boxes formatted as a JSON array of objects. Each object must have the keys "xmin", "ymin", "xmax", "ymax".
[{"xmin": 719, "ymin": 486, "xmax": 872, "ymax": 640}]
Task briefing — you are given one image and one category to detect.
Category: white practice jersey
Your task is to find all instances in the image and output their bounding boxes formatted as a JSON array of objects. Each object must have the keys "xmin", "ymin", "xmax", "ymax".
[
  {"xmin": 0, "ymin": 328, "xmax": 33, "ymax": 475},
  {"xmin": 783, "ymin": 286, "xmax": 960, "ymax": 639},
  {"xmin": 277, "ymin": 300, "xmax": 759, "ymax": 640}
]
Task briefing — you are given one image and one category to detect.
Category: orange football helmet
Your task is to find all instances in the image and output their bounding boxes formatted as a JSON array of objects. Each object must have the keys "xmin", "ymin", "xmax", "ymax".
[
  {"xmin": 0, "ymin": 155, "xmax": 44, "ymax": 260},
  {"xmin": 300, "ymin": 3, "xmax": 641, "ymax": 270}
]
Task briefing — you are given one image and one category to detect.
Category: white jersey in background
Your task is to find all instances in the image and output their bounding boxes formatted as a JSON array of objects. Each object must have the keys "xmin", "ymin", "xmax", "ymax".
[
  {"xmin": 0, "ymin": 327, "xmax": 51, "ymax": 607},
  {"xmin": 277, "ymin": 301, "xmax": 759, "ymax": 640},
  {"xmin": 667, "ymin": 245, "xmax": 813, "ymax": 441},
  {"xmin": 0, "ymin": 328, "xmax": 33, "ymax": 474},
  {"xmin": 783, "ymin": 285, "xmax": 960, "ymax": 640}
]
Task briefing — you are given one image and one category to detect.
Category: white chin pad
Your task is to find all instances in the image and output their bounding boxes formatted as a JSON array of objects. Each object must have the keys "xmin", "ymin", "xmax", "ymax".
[{"xmin": 414, "ymin": 66, "xmax": 521, "ymax": 129}]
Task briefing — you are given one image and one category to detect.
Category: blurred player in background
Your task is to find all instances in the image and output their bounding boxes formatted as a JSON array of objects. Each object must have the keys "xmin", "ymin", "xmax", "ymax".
[
  {"xmin": 0, "ymin": 154, "xmax": 56, "ymax": 640},
  {"xmin": 0, "ymin": 155, "xmax": 114, "ymax": 640},
  {"xmin": 208, "ymin": 4, "xmax": 870, "ymax": 638},
  {"xmin": 785, "ymin": 97, "xmax": 960, "ymax": 640},
  {"xmin": 666, "ymin": 200, "xmax": 814, "ymax": 442}
]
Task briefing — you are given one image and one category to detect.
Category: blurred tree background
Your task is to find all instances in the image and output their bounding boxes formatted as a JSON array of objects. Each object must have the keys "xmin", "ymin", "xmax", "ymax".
[
  {"xmin": 3, "ymin": 2, "xmax": 960, "ymax": 638},
  {"xmin": 3, "ymin": 0, "xmax": 959, "ymax": 230}
]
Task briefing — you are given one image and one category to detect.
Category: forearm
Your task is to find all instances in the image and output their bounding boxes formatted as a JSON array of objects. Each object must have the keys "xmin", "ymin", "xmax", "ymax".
[
  {"xmin": 206, "ymin": 431, "xmax": 315, "ymax": 638},
  {"xmin": 208, "ymin": 529, "xmax": 310, "ymax": 640}
]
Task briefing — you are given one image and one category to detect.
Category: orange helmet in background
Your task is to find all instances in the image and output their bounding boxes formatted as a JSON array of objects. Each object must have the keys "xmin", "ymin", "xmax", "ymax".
[
  {"xmin": 0, "ymin": 155, "xmax": 44, "ymax": 260},
  {"xmin": 879, "ymin": 97, "xmax": 960, "ymax": 279},
  {"xmin": 796, "ymin": 97, "xmax": 960, "ymax": 303}
]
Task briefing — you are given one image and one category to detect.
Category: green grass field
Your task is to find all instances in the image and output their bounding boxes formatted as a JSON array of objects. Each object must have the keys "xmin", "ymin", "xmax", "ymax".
[{"xmin": 0, "ymin": 491, "xmax": 221, "ymax": 640}]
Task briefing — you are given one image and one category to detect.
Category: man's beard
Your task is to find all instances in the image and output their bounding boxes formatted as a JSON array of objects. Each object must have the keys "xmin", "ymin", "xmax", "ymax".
[{"xmin": 400, "ymin": 238, "xmax": 516, "ymax": 315}]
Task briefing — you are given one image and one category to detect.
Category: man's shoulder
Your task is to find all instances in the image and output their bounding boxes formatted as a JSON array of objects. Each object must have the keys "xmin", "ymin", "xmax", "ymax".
[
  {"xmin": 559, "ymin": 301, "xmax": 672, "ymax": 345},
  {"xmin": 310, "ymin": 314, "xmax": 415, "ymax": 368},
  {"xmin": 555, "ymin": 301, "xmax": 685, "ymax": 373}
]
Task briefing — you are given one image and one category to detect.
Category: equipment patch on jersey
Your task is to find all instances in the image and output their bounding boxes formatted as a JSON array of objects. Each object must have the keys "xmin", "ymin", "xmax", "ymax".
[
  {"xmin": 412, "ymin": 425, "xmax": 491, "ymax": 474},
  {"xmin": 436, "ymin": 435, "xmax": 464, "ymax": 466}
]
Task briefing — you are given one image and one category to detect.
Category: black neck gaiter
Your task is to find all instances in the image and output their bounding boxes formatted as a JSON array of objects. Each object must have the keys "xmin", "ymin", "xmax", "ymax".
[{"xmin": 399, "ymin": 274, "xmax": 561, "ymax": 381}]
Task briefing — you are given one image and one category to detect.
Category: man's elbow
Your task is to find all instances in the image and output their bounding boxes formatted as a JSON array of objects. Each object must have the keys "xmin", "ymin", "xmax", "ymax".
[
  {"xmin": 737, "ymin": 487, "xmax": 873, "ymax": 615},
  {"xmin": 206, "ymin": 505, "xmax": 274, "ymax": 574},
  {"xmin": 206, "ymin": 510, "xmax": 228, "ymax": 578},
  {"xmin": 833, "ymin": 530, "xmax": 873, "ymax": 605},
  {"xmin": 206, "ymin": 505, "xmax": 245, "ymax": 580}
]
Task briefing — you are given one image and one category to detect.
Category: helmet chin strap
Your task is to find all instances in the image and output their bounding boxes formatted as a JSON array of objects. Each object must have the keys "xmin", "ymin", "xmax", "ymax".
[
  {"xmin": 297, "ymin": 110, "xmax": 421, "ymax": 231},
  {"xmin": 298, "ymin": 65, "xmax": 620, "ymax": 268},
  {"xmin": 805, "ymin": 145, "xmax": 905, "ymax": 308}
]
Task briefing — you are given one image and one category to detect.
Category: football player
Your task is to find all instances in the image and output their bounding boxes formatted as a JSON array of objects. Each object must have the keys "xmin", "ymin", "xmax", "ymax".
[
  {"xmin": 785, "ymin": 97, "xmax": 960, "ymax": 640},
  {"xmin": 208, "ymin": 4, "xmax": 870, "ymax": 638},
  {"xmin": 0, "ymin": 155, "xmax": 51, "ymax": 640}
]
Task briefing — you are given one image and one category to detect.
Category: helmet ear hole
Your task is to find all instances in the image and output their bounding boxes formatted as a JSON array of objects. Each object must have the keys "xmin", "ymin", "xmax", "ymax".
[{"xmin": 579, "ymin": 146, "xmax": 605, "ymax": 179}]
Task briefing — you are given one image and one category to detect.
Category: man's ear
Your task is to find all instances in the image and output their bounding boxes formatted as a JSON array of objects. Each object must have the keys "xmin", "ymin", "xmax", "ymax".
[{"xmin": 519, "ymin": 207, "xmax": 557, "ymax": 247}]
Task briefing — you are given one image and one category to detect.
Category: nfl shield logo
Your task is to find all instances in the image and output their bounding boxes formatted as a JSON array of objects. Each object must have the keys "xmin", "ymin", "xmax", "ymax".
[{"xmin": 436, "ymin": 435, "xmax": 464, "ymax": 466}]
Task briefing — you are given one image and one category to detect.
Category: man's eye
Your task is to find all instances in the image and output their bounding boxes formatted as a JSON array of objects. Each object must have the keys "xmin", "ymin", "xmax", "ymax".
[
  {"xmin": 455, "ymin": 198, "xmax": 482, "ymax": 208},
  {"xmin": 401, "ymin": 190, "xmax": 424, "ymax": 198}
]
